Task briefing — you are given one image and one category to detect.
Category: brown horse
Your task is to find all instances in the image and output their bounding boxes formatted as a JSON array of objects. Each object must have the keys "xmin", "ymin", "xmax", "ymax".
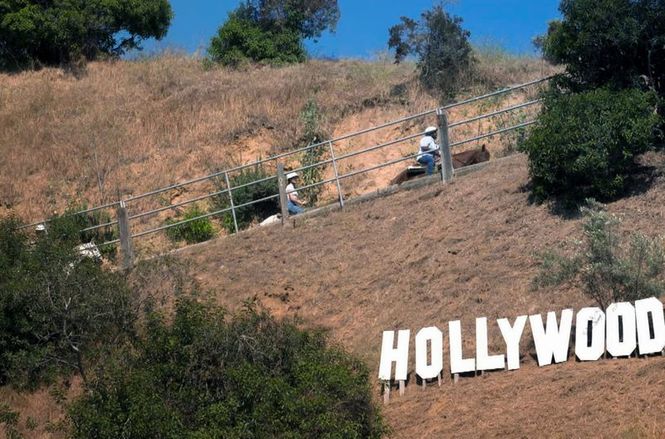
[{"xmin": 390, "ymin": 144, "xmax": 490, "ymax": 185}]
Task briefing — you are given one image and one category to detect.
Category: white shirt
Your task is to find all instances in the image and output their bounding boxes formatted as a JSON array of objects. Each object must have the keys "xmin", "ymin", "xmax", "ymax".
[
  {"xmin": 418, "ymin": 135, "xmax": 440, "ymax": 159},
  {"xmin": 286, "ymin": 183, "xmax": 298, "ymax": 202}
]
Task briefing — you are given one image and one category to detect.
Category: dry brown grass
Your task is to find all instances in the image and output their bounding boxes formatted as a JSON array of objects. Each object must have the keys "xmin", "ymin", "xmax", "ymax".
[
  {"xmin": 0, "ymin": 55, "xmax": 421, "ymax": 219},
  {"xmin": 1, "ymin": 52, "xmax": 555, "ymax": 226},
  {"xmin": 177, "ymin": 152, "xmax": 665, "ymax": 438}
]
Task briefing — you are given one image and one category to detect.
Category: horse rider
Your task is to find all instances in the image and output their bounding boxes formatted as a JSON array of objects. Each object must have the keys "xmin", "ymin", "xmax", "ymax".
[{"xmin": 417, "ymin": 126, "xmax": 440, "ymax": 175}]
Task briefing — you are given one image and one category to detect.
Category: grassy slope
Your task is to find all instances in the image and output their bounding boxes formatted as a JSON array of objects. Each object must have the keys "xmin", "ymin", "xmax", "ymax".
[
  {"xmin": 0, "ymin": 52, "xmax": 573, "ymax": 436},
  {"xmin": 176, "ymin": 153, "xmax": 665, "ymax": 438},
  {"xmin": 0, "ymin": 53, "xmax": 554, "ymax": 242}
]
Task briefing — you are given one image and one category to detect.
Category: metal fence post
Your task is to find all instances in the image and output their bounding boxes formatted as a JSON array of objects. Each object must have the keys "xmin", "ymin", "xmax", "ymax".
[
  {"xmin": 116, "ymin": 200, "xmax": 134, "ymax": 269},
  {"xmin": 224, "ymin": 172, "xmax": 239, "ymax": 234},
  {"xmin": 437, "ymin": 108, "xmax": 454, "ymax": 183},
  {"xmin": 277, "ymin": 164, "xmax": 290, "ymax": 225},
  {"xmin": 328, "ymin": 141, "xmax": 345, "ymax": 208}
]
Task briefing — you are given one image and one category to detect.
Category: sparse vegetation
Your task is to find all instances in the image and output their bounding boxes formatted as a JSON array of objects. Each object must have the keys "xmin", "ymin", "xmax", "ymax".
[
  {"xmin": 211, "ymin": 165, "xmax": 280, "ymax": 233},
  {"xmin": 520, "ymin": 88, "xmax": 661, "ymax": 203},
  {"xmin": 535, "ymin": 200, "xmax": 665, "ymax": 309},
  {"xmin": 165, "ymin": 204, "xmax": 216, "ymax": 244},
  {"xmin": 298, "ymin": 99, "xmax": 328, "ymax": 206}
]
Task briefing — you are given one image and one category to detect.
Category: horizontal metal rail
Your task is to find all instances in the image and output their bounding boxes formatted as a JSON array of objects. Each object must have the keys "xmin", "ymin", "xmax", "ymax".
[
  {"xmin": 441, "ymin": 76, "xmax": 551, "ymax": 112},
  {"xmin": 450, "ymin": 120, "xmax": 537, "ymax": 148},
  {"xmin": 99, "ymin": 115, "xmax": 536, "ymax": 248},
  {"xmin": 81, "ymin": 219, "xmax": 119, "ymax": 232},
  {"xmin": 449, "ymin": 99, "xmax": 542, "ymax": 129},
  {"xmin": 130, "ymin": 193, "xmax": 280, "ymax": 240},
  {"xmin": 73, "ymin": 76, "xmax": 553, "ymax": 215},
  {"xmin": 289, "ymin": 131, "xmax": 424, "ymax": 176},
  {"xmin": 18, "ymin": 200, "xmax": 121, "ymax": 230},
  {"xmin": 128, "ymin": 187, "xmax": 231, "ymax": 221}
]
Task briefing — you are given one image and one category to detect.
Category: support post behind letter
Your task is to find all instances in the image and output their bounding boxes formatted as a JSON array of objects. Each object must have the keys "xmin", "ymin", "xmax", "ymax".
[
  {"xmin": 437, "ymin": 108, "xmax": 454, "ymax": 183},
  {"xmin": 277, "ymin": 164, "xmax": 290, "ymax": 226},
  {"xmin": 117, "ymin": 200, "xmax": 134, "ymax": 269}
]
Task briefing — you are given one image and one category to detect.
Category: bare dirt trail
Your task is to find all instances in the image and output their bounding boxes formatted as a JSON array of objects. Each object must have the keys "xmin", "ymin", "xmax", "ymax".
[{"xmin": 179, "ymin": 153, "xmax": 665, "ymax": 438}]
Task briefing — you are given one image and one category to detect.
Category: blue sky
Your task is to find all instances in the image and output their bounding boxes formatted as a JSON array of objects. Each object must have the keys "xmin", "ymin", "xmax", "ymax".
[{"xmin": 143, "ymin": 0, "xmax": 561, "ymax": 58}]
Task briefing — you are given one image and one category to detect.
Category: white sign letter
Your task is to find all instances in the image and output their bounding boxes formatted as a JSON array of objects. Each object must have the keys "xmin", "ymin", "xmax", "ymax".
[
  {"xmin": 476, "ymin": 317, "xmax": 505, "ymax": 371},
  {"xmin": 529, "ymin": 310, "xmax": 573, "ymax": 366},
  {"xmin": 415, "ymin": 327, "xmax": 444, "ymax": 380},
  {"xmin": 635, "ymin": 297, "xmax": 665, "ymax": 355},
  {"xmin": 378, "ymin": 330, "xmax": 410, "ymax": 381},
  {"xmin": 606, "ymin": 302, "xmax": 637, "ymax": 357},
  {"xmin": 575, "ymin": 307, "xmax": 605, "ymax": 361},
  {"xmin": 497, "ymin": 315, "xmax": 527, "ymax": 370},
  {"xmin": 449, "ymin": 320, "xmax": 475, "ymax": 374}
]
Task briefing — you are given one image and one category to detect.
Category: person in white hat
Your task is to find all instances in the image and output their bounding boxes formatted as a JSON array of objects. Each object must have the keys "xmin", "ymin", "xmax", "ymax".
[
  {"xmin": 285, "ymin": 172, "xmax": 305, "ymax": 215},
  {"xmin": 417, "ymin": 126, "xmax": 440, "ymax": 175}
]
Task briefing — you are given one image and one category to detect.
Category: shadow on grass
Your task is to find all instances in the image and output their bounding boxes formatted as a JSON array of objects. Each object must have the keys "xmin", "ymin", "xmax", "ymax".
[{"xmin": 520, "ymin": 153, "xmax": 665, "ymax": 220}]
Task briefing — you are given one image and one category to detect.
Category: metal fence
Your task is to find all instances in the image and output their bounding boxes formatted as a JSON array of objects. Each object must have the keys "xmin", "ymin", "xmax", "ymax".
[{"xmin": 23, "ymin": 76, "xmax": 551, "ymax": 267}]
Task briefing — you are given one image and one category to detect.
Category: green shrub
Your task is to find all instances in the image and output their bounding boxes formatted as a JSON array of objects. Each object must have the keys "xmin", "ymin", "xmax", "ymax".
[
  {"xmin": 165, "ymin": 205, "xmax": 216, "ymax": 244},
  {"xmin": 520, "ymin": 88, "xmax": 661, "ymax": 203},
  {"xmin": 0, "ymin": 215, "xmax": 135, "ymax": 389},
  {"xmin": 388, "ymin": 4, "xmax": 475, "ymax": 100},
  {"xmin": 0, "ymin": 0, "xmax": 172, "ymax": 71},
  {"xmin": 208, "ymin": 1, "xmax": 338, "ymax": 67},
  {"xmin": 211, "ymin": 165, "xmax": 279, "ymax": 233},
  {"xmin": 0, "ymin": 403, "xmax": 20, "ymax": 439},
  {"xmin": 69, "ymin": 300, "xmax": 386, "ymax": 439},
  {"xmin": 298, "ymin": 99, "xmax": 328, "ymax": 206},
  {"xmin": 534, "ymin": 200, "xmax": 665, "ymax": 309},
  {"xmin": 208, "ymin": 13, "xmax": 306, "ymax": 67},
  {"xmin": 540, "ymin": 0, "xmax": 665, "ymax": 100},
  {"xmin": 45, "ymin": 205, "xmax": 118, "ymax": 260}
]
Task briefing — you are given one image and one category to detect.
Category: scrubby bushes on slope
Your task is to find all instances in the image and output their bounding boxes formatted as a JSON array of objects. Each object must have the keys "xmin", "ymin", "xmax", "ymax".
[
  {"xmin": 211, "ymin": 165, "xmax": 280, "ymax": 233},
  {"xmin": 69, "ymin": 300, "xmax": 386, "ymax": 439},
  {"xmin": 1, "ymin": 213, "xmax": 384, "ymax": 436},
  {"xmin": 535, "ymin": 201, "xmax": 665, "ymax": 309},
  {"xmin": 165, "ymin": 204, "xmax": 216, "ymax": 244},
  {"xmin": 0, "ymin": 216, "xmax": 134, "ymax": 388},
  {"xmin": 520, "ymin": 88, "xmax": 661, "ymax": 203}
]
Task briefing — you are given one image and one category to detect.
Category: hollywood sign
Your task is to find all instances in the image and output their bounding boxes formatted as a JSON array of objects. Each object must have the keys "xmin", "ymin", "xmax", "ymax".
[{"xmin": 378, "ymin": 298, "xmax": 665, "ymax": 399}]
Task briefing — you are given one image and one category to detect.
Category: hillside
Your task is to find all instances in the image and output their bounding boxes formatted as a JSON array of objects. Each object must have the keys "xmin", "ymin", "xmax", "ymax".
[
  {"xmin": 7, "ymin": 53, "xmax": 663, "ymax": 438},
  {"xmin": 0, "ymin": 52, "xmax": 555, "ymax": 256},
  {"xmin": 174, "ymin": 153, "xmax": 665, "ymax": 438},
  {"xmin": 2, "ymin": 152, "xmax": 664, "ymax": 438}
]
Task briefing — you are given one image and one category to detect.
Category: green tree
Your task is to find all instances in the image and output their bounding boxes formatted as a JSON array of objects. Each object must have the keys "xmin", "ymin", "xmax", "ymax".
[
  {"xmin": 208, "ymin": 12, "xmax": 306, "ymax": 67},
  {"xmin": 0, "ymin": 215, "xmax": 135, "ymax": 388},
  {"xmin": 0, "ymin": 0, "xmax": 173, "ymax": 70},
  {"xmin": 208, "ymin": 0, "xmax": 339, "ymax": 66},
  {"xmin": 70, "ymin": 300, "xmax": 386, "ymax": 439},
  {"xmin": 388, "ymin": 4, "xmax": 474, "ymax": 100},
  {"xmin": 519, "ymin": 88, "xmax": 660, "ymax": 203},
  {"xmin": 541, "ymin": 0, "xmax": 665, "ymax": 98}
]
